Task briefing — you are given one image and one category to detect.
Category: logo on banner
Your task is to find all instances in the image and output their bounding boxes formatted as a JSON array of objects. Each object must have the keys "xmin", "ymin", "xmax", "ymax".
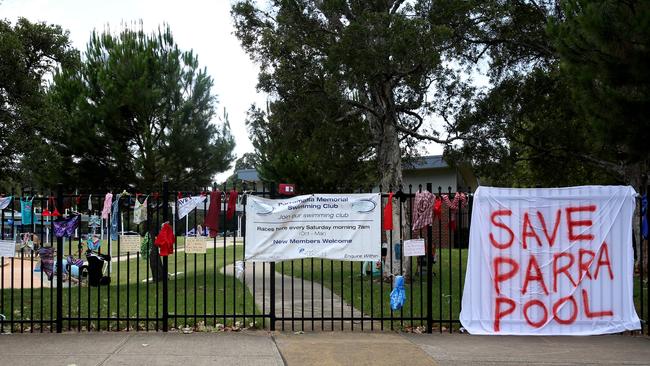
[{"xmin": 460, "ymin": 186, "xmax": 641, "ymax": 336}]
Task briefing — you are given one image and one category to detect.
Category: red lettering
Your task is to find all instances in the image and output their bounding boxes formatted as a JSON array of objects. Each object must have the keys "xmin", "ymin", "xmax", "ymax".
[
  {"xmin": 566, "ymin": 205, "xmax": 596, "ymax": 241},
  {"xmin": 552, "ymin": 295, "xmax": 578, "ymax": 325},
  {"xmin": 581, "ymin": 289, "xmax": 613, "ymax": 318},
  {"xmin": 578, "ymin": 249, "xmax": 595, "ymax": 280},
  {"xmin": 494, "ymin": 296, "xmax": 516, "ymax": 332},
  {"xmin": 594, "ymin": 242, "xmax": 614, "ymax": 280},
  {"xmin": 537, "ymin": 210, "xmax": 561, "ymax": 247},
  {"xmin": 522, "ymin": 255, "xmax": 549, "ymax": 295},
  {"xmin": 553, "ymin": 252, "xmax": 577, "ymax": 292},
  {"xmin": 489, "ymin": 210, "xmax": 515, "ymax": 249},
  {"xmin": 523, "ymin": 300, "xmax": 548, "ymax": 328},
  {"xmin": 493, "ymin": 257, "xmax": 519, "ymax": 295},
  {"xmin": 522, "ymin": 212, "xmax": 542, "ymax": 249}
]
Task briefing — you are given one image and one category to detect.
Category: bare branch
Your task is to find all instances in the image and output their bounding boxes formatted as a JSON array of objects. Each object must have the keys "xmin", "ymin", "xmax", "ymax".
[
  {"xmin": 395, "ymin": 124, "xmax": 462, "ymax": 144},
  {"xmin": 345, "ymin": 98, "xmax": 380, "ymax": 117}
]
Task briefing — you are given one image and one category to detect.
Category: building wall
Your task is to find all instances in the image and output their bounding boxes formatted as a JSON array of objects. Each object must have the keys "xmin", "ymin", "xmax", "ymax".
[{"xmin": 402, "ymin": 168, "xmax": 458, "ymax": 193}]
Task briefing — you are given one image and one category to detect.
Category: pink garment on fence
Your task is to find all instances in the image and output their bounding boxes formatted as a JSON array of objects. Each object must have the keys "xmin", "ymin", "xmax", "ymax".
[
  {"xmin": 101, "ymin": 193, "xmax": 113, "ymax": 219},
  {"xmin": 412, "ymin": 190, "xmax": 435, "ymax": 231}
]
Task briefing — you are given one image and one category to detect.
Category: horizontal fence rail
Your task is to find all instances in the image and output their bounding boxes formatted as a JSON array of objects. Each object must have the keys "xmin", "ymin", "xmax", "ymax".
[{"xmin": 0, "ymin": 182, "xmax": 648, "ymax": 334}]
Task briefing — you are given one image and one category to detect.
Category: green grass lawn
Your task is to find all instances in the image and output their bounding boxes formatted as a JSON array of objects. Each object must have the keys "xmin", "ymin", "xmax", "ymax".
[
  {"xmin": 277, "ymin": 248, "xmax": 468, "ymax": 330},
  {"xmin": 279, "ymin": 248, "xmax": 650, "ymax": 331},
  {"xmin": 1, "ymin": 244, "xmax": 257, "ymax": 332}
]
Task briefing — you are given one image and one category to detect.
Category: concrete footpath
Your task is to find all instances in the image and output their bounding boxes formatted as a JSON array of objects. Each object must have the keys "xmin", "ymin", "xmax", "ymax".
[{"xmin": 0, "ymin": 331, "xmax": 648, "ymax": 366}]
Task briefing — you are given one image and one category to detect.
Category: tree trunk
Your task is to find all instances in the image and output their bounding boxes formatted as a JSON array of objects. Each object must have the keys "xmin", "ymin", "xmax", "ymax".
[{"xmin": 372, "ymin": 81, "xmax": 411, "ymax": 278}]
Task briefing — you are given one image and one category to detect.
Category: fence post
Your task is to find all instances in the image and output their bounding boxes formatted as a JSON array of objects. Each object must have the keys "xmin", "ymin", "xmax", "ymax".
[
  {"xmin": 646, "ymin": 184, "xmax": 649, "ymax": 335},
  {"xmin": 55, "ymin": 183, "xmax": 63, "ymax": 333},
  {"xmin": 426, "ymin": 183, "xmax": 433, "ymax": 333},
  {"xmin": 269, "ymin": 183, "xmax": 276, "ymax": 331},
  {"xmin": 162, "ymin": 176, "xmax": 169, "ymax": 332}
]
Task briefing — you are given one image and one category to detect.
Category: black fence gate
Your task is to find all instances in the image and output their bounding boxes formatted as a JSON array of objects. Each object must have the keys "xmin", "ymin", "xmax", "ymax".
[{"xmin": 0, "ymin": 180, "xmax": 648, "ymax": 334}]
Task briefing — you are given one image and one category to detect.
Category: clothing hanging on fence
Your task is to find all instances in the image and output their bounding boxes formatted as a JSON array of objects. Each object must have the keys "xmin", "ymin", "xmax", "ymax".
[
  {"xmin": 205, "ymin": 190, "xmax": 221, "ymax": 238},
  {"xmin": 412, "ymin": 191, "xmax": 435, "ymax": 231},
  {"xmin": 20, "ymin": 232, "xmax": 39, "ymax": 251},
  {"xmin": 0, "ymin": 196, "xmax": 12, "ymax": 210},
  {"xmin": 87, "ymin": 235, "xmax": 101, "ymax": 251},
  {"xmin": 140, "ymin": 232, "xmax": 152, "ymax": 260},
  {"xmin": 101, "ymin": 193, "xmax": 113, "ymax": 219},
  {"xmin": 133, "ymin": 195, "xmax": 148, "ymax": 225},
  {"xmin": 110, "ymin": 194, "xmax": 121, "ymax": 240},
  {"xmin": 383, "ymin": 191, "xmax": 394, "ymax": 231},
  {"xmin": 89, "ymin": 215, "xmax": 101, "ymax": 229},
  {"xmin": 20, "ymin": 197, "xmax": 34, "ymax": 225},
  {"xmin": 53, "ymin": 215, "xmax": 80, "ymax": 238},
  {"xmin": 433, "ymin": 196, "xmax": 442, "ymax": 220},
  {"xmin": 155, "ymin": 222, "xmax": 174, "ymax": 256},
  {"xmin": 442, "ymin": 192, "xmax": 468, "ymax": 231},
  {"xmin": 226, "ymin": 189, "xmax": 238, "ymax": 221},
  {"xmin": 390, "ymin": 275, "xmax": 406, "ymax": 311},
  {"xmin": 39, "ymin": 247, "xmax": 55, "ymax": 280}
]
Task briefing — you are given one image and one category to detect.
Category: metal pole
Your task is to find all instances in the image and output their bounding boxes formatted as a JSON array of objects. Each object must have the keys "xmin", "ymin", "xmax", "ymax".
[
  {"xmin": 162, "ymin": 177, "xmax": 169, "ymax": 332},
  {"xmin": 55, "ymin": 183, "xmax": 63, "ymax": 333},
  {"xmin": 639, "ymin": 185, "xmax": 650, "ymax": 334},
  {"xmin": 426, "ymin": 183, "xmax": 433, "ymax": 333},
  {"xmin": 269, "ymin": 183, "xmax": 276, "ymax": 331}
]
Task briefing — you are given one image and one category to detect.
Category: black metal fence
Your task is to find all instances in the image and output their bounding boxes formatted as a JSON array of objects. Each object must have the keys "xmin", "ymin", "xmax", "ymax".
[{"xmin": 0, "ymin": 181, "xmax": 648, "ymax": 334}]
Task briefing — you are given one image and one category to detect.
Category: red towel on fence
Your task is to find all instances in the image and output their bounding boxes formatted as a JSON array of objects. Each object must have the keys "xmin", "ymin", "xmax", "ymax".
[
  {"xmin": 205, "ymin": 190, "xmax": 221, "ymax": 238},
  {"xmin": 383, "ymin": 192, "xmax": 394, "ymax": 230},
  {"xmin": 433, "ymin": 196, "xmax": 442, "ymax": 220},
  {"xmin": 226, "ymin": 189, "xmax": 238, "ymax": 221},
  {"xmin": 155, "ymin": 222, "xmax": 174, "ymax": 256}
]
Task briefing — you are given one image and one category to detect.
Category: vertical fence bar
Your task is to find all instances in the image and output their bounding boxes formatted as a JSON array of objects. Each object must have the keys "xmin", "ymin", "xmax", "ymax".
[
  {"xmin": 646, "ymin": 184, "xmax": 650, "ymax": 335},
  {"xmin": 162, "ymin": 177, "xmax": 169, "ymax": 332},
  {"xmin": 426, "ymin": 183, "xmax": 433, "ymax": 333},
  {"xmin": 632, "ymin": 186, "xmax": 645, "ymax": 334},
  {"xmin": 55, "ymin": 184, "xmax": 63, "ymax": 333}
]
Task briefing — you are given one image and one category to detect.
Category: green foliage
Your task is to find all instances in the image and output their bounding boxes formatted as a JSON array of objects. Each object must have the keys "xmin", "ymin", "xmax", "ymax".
[
  {"xmin": 0, "ymin": 18, "xmax": 78, "ymax": 190},
  {"xmin": 247, "ymin": 99, "xmax": 375, "ymax": 193},
  {"xmin": 445, "ymin": 0, "xmax": 648, "ymax": 186},
  {"xmin": 232, "ymin": 1, "xmax": 467, "ymax": 189},
  {"xmin": 551, "ymin": 0, "xmax": 650, "ymax": 177},
  {"xmin": 48, "ymin": 24, "xmax": 235, "ymax": 190}
]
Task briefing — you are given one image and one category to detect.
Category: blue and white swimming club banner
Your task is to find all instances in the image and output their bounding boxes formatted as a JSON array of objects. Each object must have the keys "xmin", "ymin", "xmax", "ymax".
[{"xmin": 245, "ymin": 193, "xmax": 381, "ymax": 262}]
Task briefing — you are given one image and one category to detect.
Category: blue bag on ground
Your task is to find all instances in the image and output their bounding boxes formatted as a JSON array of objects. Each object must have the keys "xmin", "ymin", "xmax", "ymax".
[{"xmin": 390, "ymin": 275, "xmax": 406, "ymax": 311}]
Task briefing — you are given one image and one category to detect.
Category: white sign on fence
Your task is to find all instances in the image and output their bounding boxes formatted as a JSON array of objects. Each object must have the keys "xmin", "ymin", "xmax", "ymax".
[
  {"xmin": 0, "ymin": 239, "xmax": 15, "ymax": 258},
  {"xmin": 185, "ymin": 236, "xmax": 207, "ymax": 254},
  {"xmin": 460, "ymin": 186, "xmax": 641, "ymax": 335},
  {"xmin": 403, "ymin": 239, "xmax": 425, "ymax": 257},
  {"xmin": 245, "ymin": 193, "xmax": 381, "ymax": 262},
  {"xmin": 119, "ymin": 235, "xmax": 141, "ymax": 253}
]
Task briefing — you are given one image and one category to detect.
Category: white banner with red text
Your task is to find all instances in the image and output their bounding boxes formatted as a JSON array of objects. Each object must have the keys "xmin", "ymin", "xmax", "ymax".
[{"xmin": 460, "ymin": 186, "xmax": 641, "ymax": 335}]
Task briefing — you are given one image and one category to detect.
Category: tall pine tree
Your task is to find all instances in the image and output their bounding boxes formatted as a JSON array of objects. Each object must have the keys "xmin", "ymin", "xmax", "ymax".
[{"xmin": 49, "ymin": 24, "xmax": 235, "ymax": 190}]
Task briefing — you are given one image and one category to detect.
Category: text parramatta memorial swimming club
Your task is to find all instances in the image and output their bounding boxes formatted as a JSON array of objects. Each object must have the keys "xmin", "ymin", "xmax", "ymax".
[{"xmin": 243, "ymin": 186, "xmax": 641, "ymax": 335}]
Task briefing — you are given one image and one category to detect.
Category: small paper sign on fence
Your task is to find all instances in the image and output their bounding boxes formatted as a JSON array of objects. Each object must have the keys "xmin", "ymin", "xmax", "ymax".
[
  {"xmin": 119, "ymin": 235, "xmax": 141, "ymax": 253},
  {"xmin": 403, "ymin": 239, "xmax": 425, "ymax": 257},
  {"xmin": 185, "ymin": 236, "xmax": 206, "ymax": 254},
  {"xmin": 0, "ymin": 240, "xmax": 15, "ymax": 258}
]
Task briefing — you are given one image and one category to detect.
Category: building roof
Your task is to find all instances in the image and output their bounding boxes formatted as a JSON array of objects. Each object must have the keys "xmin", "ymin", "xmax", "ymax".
[
  {"xmin": 403, "ymin": 155, "xmax": 448, "ymax": 170},
  {"xmin": 237, "ymin": 168, "xmax": 260, "ymax": 182}
]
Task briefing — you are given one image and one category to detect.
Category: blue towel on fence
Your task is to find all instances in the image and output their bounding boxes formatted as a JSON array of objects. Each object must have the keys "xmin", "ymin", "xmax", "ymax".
[{"xmin": 390, "ymin": 275, "xmax": 406, "ymax": 311}]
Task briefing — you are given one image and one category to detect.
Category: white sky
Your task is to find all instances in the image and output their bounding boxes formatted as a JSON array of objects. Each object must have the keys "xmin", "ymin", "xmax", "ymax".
[
  {"xmin": 1, "ymin": 0, "xmax": 447, "ymax": 183},
  {"xmin": 1, "ymin": 0, "xmax": 264, "ymax": 182}
]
